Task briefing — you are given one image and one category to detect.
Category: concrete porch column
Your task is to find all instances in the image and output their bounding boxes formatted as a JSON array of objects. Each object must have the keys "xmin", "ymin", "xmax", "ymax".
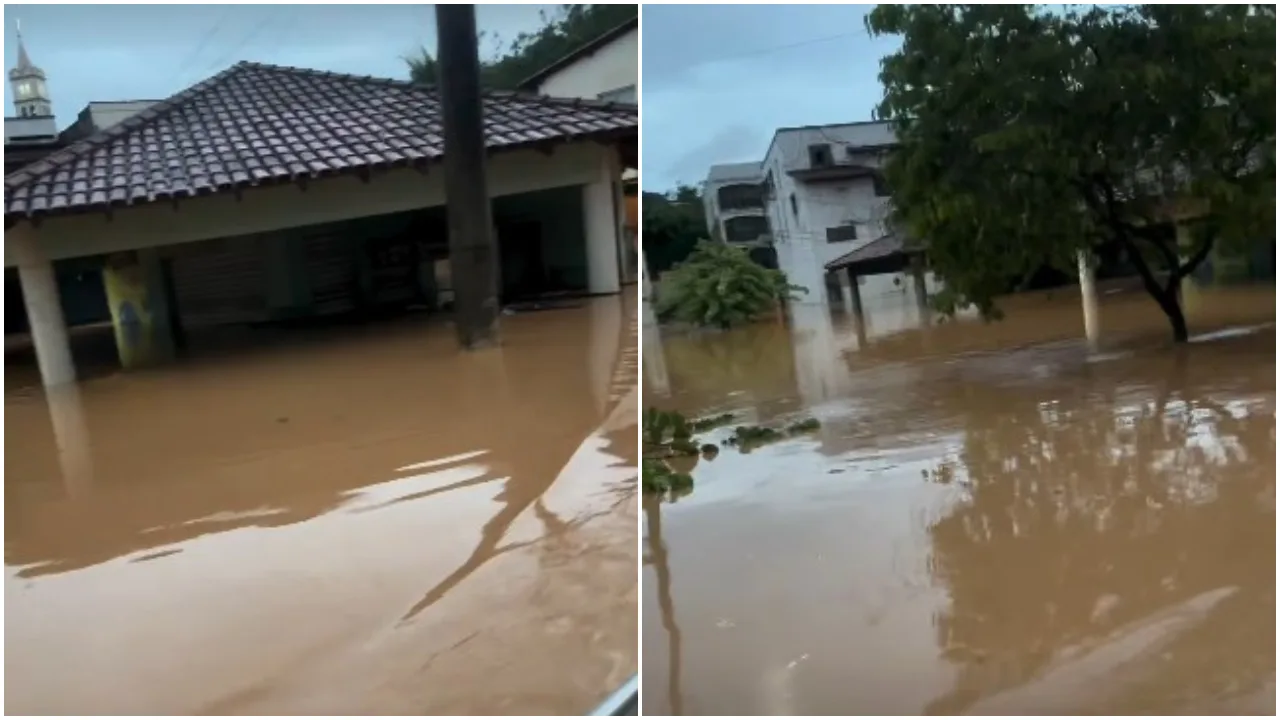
[
  {"xmin": 641, "ymin": 249, "xmax": 653, "ymax": 300},
  {"xmin": 910, "ymin": 256, "xmax": 931, "ymax": 325},
  {"xmin": 13, "ymin": 230, "xmax": 76, "ymax": 387},
  {"xmin": 842, "ymin": 267, "xmax": 864, "ymax": 320},
  {"xmin": 103, "ymin": 248, "xmax": 176, "ymax": 369},
  {"xmin": 1077, "ymin": 249, "xmax": 1100, "ymax": 350},
  {"xmin": 583, "ymin": 154, "xmax": 622, "ymax": 295},
  {"xmin": 837, "ymin": 270, "xmax": 855, "ymax": 316}
]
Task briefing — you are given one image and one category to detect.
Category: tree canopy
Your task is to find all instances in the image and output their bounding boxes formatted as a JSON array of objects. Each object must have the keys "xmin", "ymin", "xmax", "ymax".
[
  {"xmin": 642, "ymin": 184, "xmax": 705, "ymax": 277},
  {"xmin": 867, "ymin": 4, "xmax": 1275, "ymax": 342},
  {"xmin": 657, "ymin": 241, "xmax": 801, "ymax": 329},
  {"xmin": 408, "ymin": 4, "xmax": 637, "ymax": 90}
]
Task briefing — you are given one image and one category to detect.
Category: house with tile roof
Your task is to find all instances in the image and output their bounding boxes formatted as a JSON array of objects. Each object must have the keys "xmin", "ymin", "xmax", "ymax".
[
  {"xmin": 519, "ymin": 15, "xmax": 640, "ymax": 288},
  {"xmin": 4, "ymin": 60, "xmax": 637, "ymax": 388}
]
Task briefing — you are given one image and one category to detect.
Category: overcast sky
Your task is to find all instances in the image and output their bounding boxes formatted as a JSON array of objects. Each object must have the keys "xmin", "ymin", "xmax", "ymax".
[
  {"xmin": 641, "ymin": 4, "xmax": 901, "ymax": 192},
  {"xmin": 4, "ymin": 4, "xmax": 554, "ymax": 125}
]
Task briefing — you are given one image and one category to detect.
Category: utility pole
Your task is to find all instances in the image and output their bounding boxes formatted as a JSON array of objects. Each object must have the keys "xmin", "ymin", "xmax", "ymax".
[{"xmin": 436, "ymin": 4, "xmax": 499, "ymax": 349}]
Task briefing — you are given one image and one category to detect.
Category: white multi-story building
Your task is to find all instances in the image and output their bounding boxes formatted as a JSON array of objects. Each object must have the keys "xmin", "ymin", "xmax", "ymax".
[
  {"xmin": 702, "ymin": 161, "xmax": 770, "ymax": 247},
  {"xmin": 760, "ymin": 120, "xmax": 936, "ymax": 305}
]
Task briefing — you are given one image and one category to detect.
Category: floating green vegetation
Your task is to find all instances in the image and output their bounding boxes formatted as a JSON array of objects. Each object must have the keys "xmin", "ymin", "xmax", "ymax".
[
  {"xmin": 643, "ymin": 408, "xmax": 737, "ymax": 495},
  {"xmin": 642, "ymin": 408, "xmax": 820, "ymax": 494},
  {"xmin": 690, "ymin": 412, "xmax": 737, "ymax": 433},
  {"xmin": 669, "ymin": 438, "xmax": 700, "ymax": 456},
  {"xmin": 643, "ymin": 408, "xmax": 690, "ymax": 446},
  {"xmin": 724, "ymin": 424, "xmax": 783, "ymax": 449},
  {"xmin": 787, "ymin": 418, "xmax": 821, "ymax": 433},
  {"xmin": 723, "ymin": 417, "xmax": 822, "ymax": 451},
  {"xmin": 643, "ymin": 460, "xmax": 694, "ymax": 496}
]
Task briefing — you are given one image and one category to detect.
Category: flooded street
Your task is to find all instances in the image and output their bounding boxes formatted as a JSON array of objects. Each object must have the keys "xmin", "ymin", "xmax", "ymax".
[
  {"xmin": 5, "ymin": 296, "xmax": 637, "ymax": 715},
  {"xmin": 642, "ymin": 285, "xmax": 1275, "ymax": 715}
]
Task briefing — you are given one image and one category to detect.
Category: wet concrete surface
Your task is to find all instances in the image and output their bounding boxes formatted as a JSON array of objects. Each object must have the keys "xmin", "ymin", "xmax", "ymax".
[
  {"xmin": 642, "ymin": 285, "xmax": 1276, "ymax": 715},
  {"xmin": 5, "ymin": 295, "xmax": 638, "ymax": 715}
]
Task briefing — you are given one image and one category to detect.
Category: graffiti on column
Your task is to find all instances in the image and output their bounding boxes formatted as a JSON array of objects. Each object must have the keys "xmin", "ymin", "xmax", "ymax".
[{"xmin": 103, "ymin": 253, "xmax": 156, "ymax": 368}]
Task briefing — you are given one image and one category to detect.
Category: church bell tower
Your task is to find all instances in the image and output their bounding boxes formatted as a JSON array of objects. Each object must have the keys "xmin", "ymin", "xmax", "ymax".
[{"xmin": 9, "ymin": 22, "xmax": 52, "ymax": 118}]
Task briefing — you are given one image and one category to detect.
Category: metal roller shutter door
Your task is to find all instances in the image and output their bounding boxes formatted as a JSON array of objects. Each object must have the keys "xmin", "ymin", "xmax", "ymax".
[
  {"xmin": 303, "ymin": 232, "xmax": 359, "ymax": 316},
  {"xmin": 170, "ymin": 234, "xmax": 269, "ymax": 327}
]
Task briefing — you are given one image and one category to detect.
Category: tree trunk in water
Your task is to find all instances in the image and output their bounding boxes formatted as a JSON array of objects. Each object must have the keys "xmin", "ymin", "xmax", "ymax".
[
  {"xmin": 1166, "ymin": 296, "xmax": 1189, "ymax": 343},
  {"xmin": 1153, "ymin": 286, "xmax": 1190, "ymax": 343},
  {"xmin": 1116, "ymin": 235, "xmax": 1192, "ymax": 344}
]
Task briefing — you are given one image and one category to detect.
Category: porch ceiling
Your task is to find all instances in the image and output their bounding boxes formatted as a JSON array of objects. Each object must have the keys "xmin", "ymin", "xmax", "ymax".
[{"xmin": 4, "ymin": 61, "xmax": 638, "ymax": 223}]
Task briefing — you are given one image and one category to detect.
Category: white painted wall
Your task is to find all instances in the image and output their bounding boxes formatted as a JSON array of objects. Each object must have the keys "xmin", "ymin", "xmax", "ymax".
[
  {"xmin": 533, "ymin": 26, "xmax": 637, "ymax": 184},
  {"xmin": 534, "ymin": 26, "xmax": 638, "ymax": 103},
  {"xmin": 88, "ymin": 101, "xmax": 159, "ymax": 131},
  {"xmin": 762, "ymin": 121, "xmax": 932, "ymax": 304},
  {"xmin": 6, "ymin": 141, "xmax": 619, "ymax": 268},
  {"xmin": 4, "ymin": 115, "xmax": 56, "ymax": 141}
]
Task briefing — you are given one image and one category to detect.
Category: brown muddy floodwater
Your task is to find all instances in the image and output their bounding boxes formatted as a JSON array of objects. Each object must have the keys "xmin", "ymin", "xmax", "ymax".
[
  {"xmin": 642, "ymin": 283, "xmax": 1276, "ymax": 715},
  {"xmin": 5, "ymin": 296, "xmax": 637, "ymax": 715}
]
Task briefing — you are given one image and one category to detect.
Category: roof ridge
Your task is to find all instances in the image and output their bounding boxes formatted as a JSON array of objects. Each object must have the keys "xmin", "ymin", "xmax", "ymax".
[
  {"xmin": 238, "ymin": 60, "xmax": 424, "ymax": 93},
  {"xmin": 243, "ymin": 60, "xmax": 638, "ymax": 112},
  {"xmin": 4, "ymin": 63, "xmax": 247, "ymax": 188}
]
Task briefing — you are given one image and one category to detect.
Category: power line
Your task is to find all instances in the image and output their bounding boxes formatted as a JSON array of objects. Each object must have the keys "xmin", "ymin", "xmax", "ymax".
[
  {"xmin": 201, "ymin": 7, "xmax": 284, "ymax": 75},
  {"xmin": 170, "ymin": 5, "xmax": 234, "ymax": 88}
]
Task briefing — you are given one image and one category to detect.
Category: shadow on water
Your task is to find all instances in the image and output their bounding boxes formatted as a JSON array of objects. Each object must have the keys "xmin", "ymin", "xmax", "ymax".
[{"xmin": 642, "ymin": 285, "xmax": 1276, "ymax": 715}]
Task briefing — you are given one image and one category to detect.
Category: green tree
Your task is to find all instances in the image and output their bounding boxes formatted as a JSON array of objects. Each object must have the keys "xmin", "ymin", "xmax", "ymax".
[
  {"xmin": 867, "ymin": 4, "xmax": 1275, "ymax": 342},
  {"xmin": 408, "ymin": 4, "xmax": 638, "ymax": 90},
  {"xmin": 657, "ymin": 241, "xmax": 803, "ymax": 329},
  {"xmin": 643, "ymin": 184, "xmax": 706, "ymax": 277}
]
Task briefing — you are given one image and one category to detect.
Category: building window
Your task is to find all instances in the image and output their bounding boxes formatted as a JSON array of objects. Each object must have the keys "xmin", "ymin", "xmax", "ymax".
[
  {"xmin": 789, "ymin": 193, "xmax": 799, "ymax": 218},
  {"xmin": 598, "ymin": 85, "xmax": 636, "ymax": 104},
  {"xmin": 873, "ymin": 174, "xmax": 890, "ymax": 197},
  {"xmin": 717, "ymin": 183, "xmax": 765, "ymax": 211},
  {"xmin": 724, "ymin": 215, "xmax": 771, "ymax": 244},
  {"xmin": 763, "ymin": 170, "xmax": 775, "ymax": 199},
  {"xmin": 826, "ymin": 224, "xmax": 858, "ymax": 243},
  {"xmin": 808, "ymin": 143, "xmax": 834, "ymax": 168}
]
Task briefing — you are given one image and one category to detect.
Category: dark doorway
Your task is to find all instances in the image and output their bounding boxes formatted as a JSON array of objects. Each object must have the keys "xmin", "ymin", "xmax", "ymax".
[{"xmin": 498, "ymin": 219, "xmax": 548, "ymax": 302}]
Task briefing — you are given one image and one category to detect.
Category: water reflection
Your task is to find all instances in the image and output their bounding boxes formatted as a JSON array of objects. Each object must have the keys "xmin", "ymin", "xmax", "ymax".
[
  {"xmin": 644, "ymin": 496, "xmax": 685, "ymax": 715},
  {"xmin": 642, "ymin": 303, "xmax": 670, "ymax": 398},
  {"xmin": 47, "ymin": 384, "xmax": 95, "ymax": 498},
  {"xmin": 926, "ymin": 361, "xmax": 1275, "ymax": 715},
  {"xmin": 642, "ymin": 285, "xmax": 1276, "ymax": 715},
  {"xmin": 6, "ymin": 295, "xmax": 638, "ymax": 715}
]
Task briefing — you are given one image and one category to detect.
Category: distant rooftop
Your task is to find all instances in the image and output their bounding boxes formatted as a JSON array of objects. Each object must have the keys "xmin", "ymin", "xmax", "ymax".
[
  {"xmin": 706, "ymin": 161, "xmax": 762, "ymax": 183},
  {"xmin": 767, "ymin": 120, "xmax": 897, "ymax": 161}
]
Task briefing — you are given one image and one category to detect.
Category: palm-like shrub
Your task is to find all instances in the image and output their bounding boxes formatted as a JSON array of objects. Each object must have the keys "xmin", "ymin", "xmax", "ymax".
[{"xmin": 656, "ymin": 241, "xmax": 804, "ymax": 329}]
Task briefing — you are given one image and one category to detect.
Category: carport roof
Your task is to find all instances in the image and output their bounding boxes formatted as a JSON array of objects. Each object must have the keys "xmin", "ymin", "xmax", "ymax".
[
  {"xmin": 4, "ymin": 61, "xmax": 638, "ymax": 222},
  {"xmin": 824, "ymin": 231, "xmax": 923, "ymax": 275}
]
